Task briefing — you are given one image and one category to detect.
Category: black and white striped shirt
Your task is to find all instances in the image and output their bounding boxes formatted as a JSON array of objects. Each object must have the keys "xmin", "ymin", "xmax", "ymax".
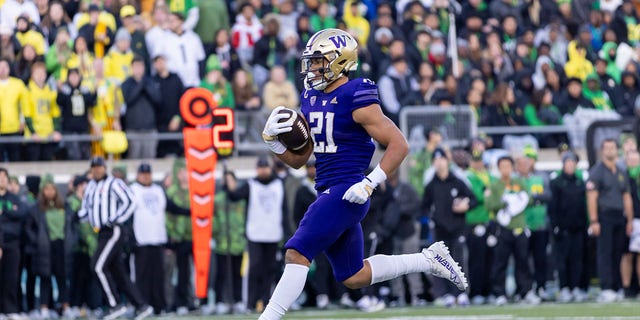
[{"xmin": 78, "ymin": 176, "xmax": 137, "ymax": 230}]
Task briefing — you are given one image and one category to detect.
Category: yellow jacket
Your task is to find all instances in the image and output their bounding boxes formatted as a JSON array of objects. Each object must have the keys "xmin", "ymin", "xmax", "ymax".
[
  {"xmin": 0, "ymin": 77, "xmax": 28, "ymax": 134},
  {"xmin": 342, "ymin": 0, "xmax": 370, "ymax": 48},
  {"xmin": 61, "ymin": 52, "xmax": 96, "ymax": 90},
  {"xmin": 15, "ymin": 30, "xmax": 47, "ymax": 55},
  {"xmin": 74, "ymin": 12, "xmax": 117, "ymax": 32},
  {"xmin": 564, "ymin": 41, "xmax": 594, "ymax": 82},
  {"xmin": 103, "ymin": 49, "xmax": 133, "ymax": 84},
  {"xmin": 92, "ymin": 78, "xmax": 123, "ymax": 128},
  {"xmin": 24, "ymin": 81, "xmax": 60, "ymax": 137}
]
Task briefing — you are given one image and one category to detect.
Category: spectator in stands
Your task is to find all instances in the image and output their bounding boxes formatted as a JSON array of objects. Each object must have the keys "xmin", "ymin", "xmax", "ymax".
[
  {"xmin": 57, "ymin": 67, "xmax": 96, "ymax": 160},
  {"xmin": 277, "ymin": 0, "xmax": 299, "ymax": 41},
  {"xmin": 486, "ymin": 156, "xmax": 540, "ymax": 305},
  {"xmin": 549, "ymin": 151, "xmax": 588, "ymax": 303},
  {"xmin": 119, "ymin": 6, "xmax": 150, "ymax": 72},
  {"xmin": 0, "ymin": 0, "xmax": 40, "ymax": 30},
  {"xmin": 212, "ymin": 172, "xmax": 247, "ymax": 315},
  {"xmin": 310, "ymin": 1, "xmax": 337, "ymax": 32},
  {"xmin": 210, "ymin": 29, "xmax": 241, "ymax": 81},
  {"xmin": 67, "ymin": 175, "xmax": 101, "ymax": 317},
  {"xmin": 595, "ymin": 58, "xmax": 617, "ymax": 98},
  {"xmin": 194, "ymin": 0, "xmax": 230, "ymax": 54},
  {"xmin": 14, "ymin": 15, "xmax": 46, "ymax": 56},
  {"xmin": 262, "ymin": 65, "xmax": 298, "ymax": 110},
  {"xmin": 378, "ymin": 56, "xmax": 422, "ymax": 125},
  {"xmin": 0, "ymin": 58, "xmax": 28, "ymax": 162},
  {"xmin": 200, "ymin": 55, "xmax": 235, "ymax": 108},
  {"xmin": 0, "ymin": 24, "xmax": 20, "ymax": 63},
  {"xmin": 556, "ymin": 77, "xmax": 595, "ymax": 115},
  {"xmin": 465, "ymin": 149, "xmax": 493, "ymax": 305},
  {"xmin": 24, "ymin": 62, "xmax": 62, "ymax": 161},
  {"xmin": 483, "ymin": 83, "xmax": 519, "ymax": 147},
  {"xmin": 583, "ymin": 73, "xmax": 613, "ymax": 111},
  {"xmin": 64, "ymin": 36, "xmax": 95, "ymax": 86},
  {"xmin": 15, "ymin": 44, "xmax": 41, "ymax": 85},
  {"xmin": 145, "ymin": 2, "xmax": 169, "ymax": 58},
  {"xmin": 587, "ymin": 139, "xmax": 633, "ymax": 303},
  {"xmin": 153, "ymin": 53, "xmax": 184, "ymax": 157},
  {"xmin": 131, "ymin": 163, "xmax": 167, "ymax": 315},
  {"xmin": 431, "ymin": 73, "xmax": 461, "ymax": 105},
  {"xmin": 45, "ymin": 27, "xmax": 73, "ymax": 83},
  {"xmin": 252, "ymin": 14, "xmax": 285, "ymax": 90},
  {"xmin": 165, "ymin": 158, "xmax": 196, "ymax": 314},
  {"xmin": 231, "ymin": 68, "xmax": 261, "ymax": 111},
  {"xmin": 159, "ymin": 12, "xmax": 205, "ymax": 88},
  {"xmin": 78, "ymin": 4, "xmax": 115, "ymax": 58},
  {"xmin": 104, "ymin": 28, "xmax": 134, "ymax": 84},
  {"xmin": 167, "ymin": 0, "xmax": 200, "ymax": 31},
  {"xmin": 231, "ymin": 2, "xmax": 262, "ymax": 67},
  {"xmin": 225, "ymin": 155, "xmax": 286, "ymax": 313},
  {"xmin": 565, "ymin": 41, "xmax": 594, "ymax": 82},
  {"xmin": 599, "ymin": 42, "xmax": 622, "ymax": 83},
  {"xmin": 611, "ymin": 72, "xmax": 640, "ymax": 116},
  {"xmin": 121, "ymin": 56, "xmax": 161, "ymax": 159},
  {"xmin": 40, "ymin": 1, "xmax": 74, "ymax": 46},
  {"xmin": 91, "ymin": 58, "xmax": 123, "ymax": 151},
  {"xmin": 0, "ymin": 168, "xmax": 28, "ymax": 317}
]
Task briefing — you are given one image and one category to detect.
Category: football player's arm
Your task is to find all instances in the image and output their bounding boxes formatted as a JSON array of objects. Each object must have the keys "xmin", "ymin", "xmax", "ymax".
[
  {"xmin": 353, "ymin": 103, "xmax": 409, "ymax": 176},
  {"xmin": 273, "ymin": 142, "xmax": 313, "ymax": 169}
]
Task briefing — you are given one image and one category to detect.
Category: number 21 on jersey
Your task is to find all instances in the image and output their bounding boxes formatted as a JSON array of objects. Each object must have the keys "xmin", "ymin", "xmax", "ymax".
[{"xmin": 309, "ymin": 111, "xmax": 337, "ymax": 153}]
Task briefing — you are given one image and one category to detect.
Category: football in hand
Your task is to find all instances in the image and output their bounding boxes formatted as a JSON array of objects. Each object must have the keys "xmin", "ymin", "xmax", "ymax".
[{"xmin": 276, "ymin": 108, "xmax": 311, "ymax": 152}]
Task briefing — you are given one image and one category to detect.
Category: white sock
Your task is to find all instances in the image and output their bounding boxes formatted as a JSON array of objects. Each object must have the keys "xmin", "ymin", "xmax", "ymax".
[
  {"xmin": 258, "ymin": 264, "xmax": 309, "ymax": 320},
  {"xmin": 366, "ymin": 253, "xmax": 432, "ymax": 285}
]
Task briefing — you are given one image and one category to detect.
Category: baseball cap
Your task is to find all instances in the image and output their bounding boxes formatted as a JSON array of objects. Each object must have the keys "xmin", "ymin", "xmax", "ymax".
[
  {"xmin": 88, "ymin": 4, "xmax": 100, "ymax": 12},
  {"xmin": 562, "ymin": 151, "xmax": 579, "ymax": 163},
  {"xmin": 120, "ymin": 5, "xmax": 136, "ymax": 18},
  {"xmin": 90, "ymin": 156, "xmax": 106, "ymax": 167},
  {"xmin": 431, "ymin": 147, "xmax": 447, "ymax": 161},
  {"xmin": 138, "ymin": 163, "xmax": 152, "ymax": 173},
  {"xmin": 523, "ymin": 145, "xmax": 538, "ymax": 160}
]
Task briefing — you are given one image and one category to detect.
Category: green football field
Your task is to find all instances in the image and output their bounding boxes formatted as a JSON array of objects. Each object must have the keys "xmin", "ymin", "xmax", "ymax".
[{"xmin": 158, "ymin": 302, "xmax": 640, "ymax": 319}]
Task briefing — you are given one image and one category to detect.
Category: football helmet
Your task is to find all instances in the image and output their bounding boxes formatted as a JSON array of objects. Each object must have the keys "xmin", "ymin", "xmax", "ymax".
[{"xmin": 301, "ymin": 28, "xmax": 358, "ymax": 90}]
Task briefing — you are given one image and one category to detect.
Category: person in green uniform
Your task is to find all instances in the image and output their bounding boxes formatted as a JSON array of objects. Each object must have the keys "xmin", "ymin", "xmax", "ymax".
[
  {"xmin": 165, "ymin": 158, "xmax": 195, "ymax": 314},
  {"xmin": 486, "ymin": 156, "xmax": 540, "ymax": 306},
  {"xmin": 517, "ymin": 147, "xmax": 552, "ymax": 300},
  {"xmin": 465, "ymin": 150, "xmax": 494, "ymax": 305},
  {"xmin": 408, "ymin": 127, "xmax": 442, "ymax": 196}
]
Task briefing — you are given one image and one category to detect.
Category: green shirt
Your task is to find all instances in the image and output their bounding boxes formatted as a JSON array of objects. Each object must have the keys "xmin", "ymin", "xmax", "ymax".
[
  {"xmin": 46, "ymin": 208, "xmax": 65, "ymax": 241},
  {"xmin": 486, "ymin": 177, "xmax": 529, "ymax": 230},
  {"xmin": 409, "ymin": 148, "xmax": 434, "ymax": 196},
  {"xmin": 200, "ymin": 80, "xmax": 235, "ymax": 108},
  {"xmin": 213, "ymin": 192, "xmax": 246, "ymax": 255},
  {"xmin": 523, "ymin": 174, "xmax": 547, "ymax": 231},
  {"xmin": 466, "ymin": 168, "xmax": 492, "ymax": 224}
]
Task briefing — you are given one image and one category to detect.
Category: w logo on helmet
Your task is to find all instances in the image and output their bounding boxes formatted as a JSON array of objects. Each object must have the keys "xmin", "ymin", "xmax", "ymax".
[{"xmin": 328, "ymin": 35, "xmax": 348, "ymax": 48}]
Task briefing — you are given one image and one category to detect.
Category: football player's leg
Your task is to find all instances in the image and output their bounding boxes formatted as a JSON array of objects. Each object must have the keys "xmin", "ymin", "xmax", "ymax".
[
  {"xmin": 260, "ymin": 184, "xmax": 363, "ymax": 320},
  {"xmin": 342, "ymin": 241, "xmax": 468, "ymax": 291}
]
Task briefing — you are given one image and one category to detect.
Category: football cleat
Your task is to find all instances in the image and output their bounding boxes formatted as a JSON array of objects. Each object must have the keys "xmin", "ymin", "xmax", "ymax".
[{"xmin": 422, "ymin": 241, "xmax": 468, "ymax": 291}]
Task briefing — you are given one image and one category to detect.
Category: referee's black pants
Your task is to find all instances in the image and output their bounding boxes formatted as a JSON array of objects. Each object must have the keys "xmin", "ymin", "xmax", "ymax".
[
  {"xmin": 135, "ymin": 245, "xmax": 166, "ymax": 314},
  {"xmin": 597, "ymin": 217, "xmax": 626, "ymax": 291},
  {"xmin": 92, "ymin": 225, "xmax": 146, "ymax": 308},
  {"xmin": 0, "ymin": 242, "xmax": 21, "ymax": 314}
]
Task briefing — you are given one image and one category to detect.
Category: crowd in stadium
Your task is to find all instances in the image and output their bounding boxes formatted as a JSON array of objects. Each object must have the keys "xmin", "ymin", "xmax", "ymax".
[{"xmin": 2, "ymin": 0, "xmax": 640, "ymax": 318}]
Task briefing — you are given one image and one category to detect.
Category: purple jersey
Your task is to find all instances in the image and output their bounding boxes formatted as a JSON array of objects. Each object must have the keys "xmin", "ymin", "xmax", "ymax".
[{"xmin": 300, "ymin": 78, "xmax": 380, "ymax": 191}]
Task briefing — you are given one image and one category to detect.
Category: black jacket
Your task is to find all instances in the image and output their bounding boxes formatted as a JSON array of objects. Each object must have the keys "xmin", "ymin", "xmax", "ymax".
[
  {"xmin": 0, "ymin": 192, "xmax": 28, "ymax": 246},
  {"xmin": 555, "ymin": 91, "xmax": 595, "ymax": 115},
  {"xmin": 422, "ymin": 172, "xmax": 477, "ymax": 236},
  {"xmin": 548, "ymin": 172, "xmax": 587, "ymax": 232},
  {"xmin": 121, "ymin": 76, "xmax": 161, "ymax": 130},
  {"xmin": 24, "ymin": 206, "xmax": 52, "ymax": 277},
  {"xmin": 153, "ymin": 72, "xmax": 184, "ymax": 129},
  {"xmin": 293, "ymin": 180, "xmax": 316, "ymax": 227},
  {"xmin": 77, "ymin": 23, "xmax": 114, "ymax": 55},
  {"xmin": 57, "ymin": 83, "xmax": 97, "ymax": 133},
  {"xmin": 381, "ymin": 182, "xmax": 421, "ymax": 240}
]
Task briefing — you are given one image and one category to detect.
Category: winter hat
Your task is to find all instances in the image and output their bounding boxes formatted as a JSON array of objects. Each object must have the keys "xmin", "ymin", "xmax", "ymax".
[
  {"xmin": 39, "ymin": 174, "xmax": 54, "ymax": 191},
  {"xmin": 206, "ymin": 55, "xmax": 222, "ymax": 72},
  {"xmin": 115, "ymin": 28, "xmax": 131, "ymax": 42}
]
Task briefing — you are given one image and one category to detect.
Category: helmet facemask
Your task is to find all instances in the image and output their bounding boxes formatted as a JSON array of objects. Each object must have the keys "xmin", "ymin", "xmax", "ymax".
[{"xmin": 301, "ymin": 51, "xmax": 344, "ymax": 90}]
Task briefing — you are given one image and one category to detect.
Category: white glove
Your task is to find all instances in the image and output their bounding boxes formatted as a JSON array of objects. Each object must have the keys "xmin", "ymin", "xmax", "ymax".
[
  {"xmin": 262, "ymin": 106, "xmax": 293, "ymax": 154},
  {"xmin": 342, "ymin": 164, "xmax": 387, "ymax": 204},
  {"xmin": 342, "ymin": 179, "xmax": 376, "ymax": 204}
]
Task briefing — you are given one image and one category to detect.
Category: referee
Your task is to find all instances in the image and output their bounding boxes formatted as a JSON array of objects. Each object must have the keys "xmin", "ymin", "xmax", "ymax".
[{"xmin": 78, "ymin": 157, "xmax": 152, "ymax": 320}]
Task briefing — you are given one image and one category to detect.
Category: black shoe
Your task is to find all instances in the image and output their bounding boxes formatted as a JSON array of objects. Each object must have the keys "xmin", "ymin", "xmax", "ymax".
[
  {"xmin": 134, "ymin": 305, "xmax": 153, "ymax": 320},
  {"xmin": 103, "ymin": 306, "xmax": 127, "ymax": 320}
]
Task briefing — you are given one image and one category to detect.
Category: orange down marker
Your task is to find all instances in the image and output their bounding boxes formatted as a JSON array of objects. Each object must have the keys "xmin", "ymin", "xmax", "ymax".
[{"xmin": 180, "ymin": 88, "xmax": 231, "ymax": 299}]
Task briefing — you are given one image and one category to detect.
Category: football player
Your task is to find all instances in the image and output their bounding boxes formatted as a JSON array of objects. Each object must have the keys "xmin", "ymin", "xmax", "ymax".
[{"xmin": 260, "ymin": 28, "xmax": 467, "ymax": 320}]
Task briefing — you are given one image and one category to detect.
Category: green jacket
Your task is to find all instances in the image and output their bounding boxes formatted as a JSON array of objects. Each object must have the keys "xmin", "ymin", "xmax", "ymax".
[
  {"xmin": 583, "ymin": 73, "xmax": 613, "ymax": 111},
  {"xmin": 200, "ymin": 80, "xmax": 235, "ymax": 108},
  {"xmin": 212, "ymin": 191, "xmax": 246, "ymax": 255},
  {"xmin": 486, "ymin": 177, "xmax": 528, "ymax": 230},
  {"xmin": 67, "ymin": 194, "xmax": 97, "ymax": 256},
  {"xmin": 600, "ymin": 42, "xmax": 621, "ymax": 83},
  {"xmin": 166, "ymin": 158, "xmax": 192, "ymax": 243},
  {"xmin": 408, "ymin": 148, "xmax": 434, "ymax": 196},
  {"xmin": 466, "ymin": 168, "xmax": 492, "ymax": 224},
  {"xmin": 522, "ymin": 172, "xmax": 551, "ymax": 231},
  {"xmin": 524, "ymin": 103, "xmax": 562, "ymax": 126}
]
